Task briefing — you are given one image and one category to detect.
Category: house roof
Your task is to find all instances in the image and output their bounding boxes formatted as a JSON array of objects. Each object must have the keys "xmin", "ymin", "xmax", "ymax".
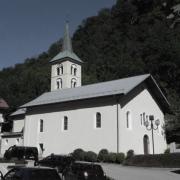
[
  {"xmin": 21, "ymin": 74, "xmax": 169, "ymax": 113},
  {"xmin": 10, "ymin": 108, "xmax": 26, "ymax": 117},
  {"xmin": 0, "ymin": 98, "xmax": 9, "ymax": 109},
  {"xmin": 50, "ymin": 22, "xmax": 83, "ymax": 64}
]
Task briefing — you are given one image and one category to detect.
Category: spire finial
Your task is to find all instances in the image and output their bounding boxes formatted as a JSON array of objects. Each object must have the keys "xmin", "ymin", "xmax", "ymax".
[{"xmin": 62, "ymin": 21, "xmax": 73, "ymax": 52}]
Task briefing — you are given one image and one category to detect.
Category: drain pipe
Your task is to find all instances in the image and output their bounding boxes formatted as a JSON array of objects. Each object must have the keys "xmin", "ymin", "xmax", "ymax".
[{"xmin": 116, "ymin": 96, "xmax": 120, "ymax": 153}]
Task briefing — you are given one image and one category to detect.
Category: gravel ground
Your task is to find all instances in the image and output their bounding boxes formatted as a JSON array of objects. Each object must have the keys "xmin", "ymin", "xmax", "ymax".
[{"xmin": 101, "ymin": 163, "xmax": 180, "ymax": 180}]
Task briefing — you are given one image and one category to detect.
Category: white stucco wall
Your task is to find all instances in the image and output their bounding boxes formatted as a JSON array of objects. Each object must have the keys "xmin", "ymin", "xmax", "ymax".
[
  {"xmin": 13, "ymin": 119, "xmax": 24, "ymax": 133},
  {"xmin": 24, "ymin": 100, "xmax": 117, "ymax": 157},
  {"xmin": 1, "ymin": 137, "xmax": 23, "ymax": 155},
  {"xmin": 119, "ymin": 88, "xmax": 167, "ymax": 154}
]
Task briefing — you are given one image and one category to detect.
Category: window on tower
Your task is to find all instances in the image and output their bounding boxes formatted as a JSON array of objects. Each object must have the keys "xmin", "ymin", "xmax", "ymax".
[
  {"xmin": 57, "ymin": 78, "xmax": 62, "ymax": 89},
  {"xmin": 71, "ymin": 64, "xmax": 77, "ymax": 76},
  {"xmin": 57, "ymin": 65, "xmax": 63, "ymax": 75},
  {"xmin": 71, "ymin": 78, "xmax": 77, "ymax": 88},
  {"xmin": 74, "ymin": 68, "xmax": 77, "ymax": 76}
]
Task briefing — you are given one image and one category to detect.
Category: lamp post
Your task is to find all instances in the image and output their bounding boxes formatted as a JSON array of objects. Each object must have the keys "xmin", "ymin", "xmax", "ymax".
[{"xmin": 144, "ymin": 115, "xmax": 160, "ymax": 155}]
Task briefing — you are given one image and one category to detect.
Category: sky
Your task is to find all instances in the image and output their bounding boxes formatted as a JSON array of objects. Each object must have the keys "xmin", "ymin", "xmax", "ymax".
[{"xmin": 0, "ymin": 0, "xmax": 116, "ymax": 70}]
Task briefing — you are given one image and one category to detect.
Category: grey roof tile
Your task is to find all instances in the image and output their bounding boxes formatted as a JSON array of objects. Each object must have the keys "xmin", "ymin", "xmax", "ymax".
[{"xmin": 22, "ymin": 74, "xmax": 150, "ymax": 108}]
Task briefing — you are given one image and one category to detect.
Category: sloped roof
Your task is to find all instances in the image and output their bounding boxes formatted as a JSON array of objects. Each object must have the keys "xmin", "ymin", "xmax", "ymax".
[
  {"xmin": 50, "ymin": 50, "xmax": 83, "ymax": 63},
  {"xmin": 10, "ymin": 108, "xmax": 26, "ymax": 117},
  {"xmin": 50, "ymin": 22, "xmax": 83, "ymax": 64},
  {"xmin": 0, "ymin": 98, "xmax": 9, "ymax": 109},
  {"xmin": 22, "ymin": 74, "xmax": 161, "ymax": 108}
]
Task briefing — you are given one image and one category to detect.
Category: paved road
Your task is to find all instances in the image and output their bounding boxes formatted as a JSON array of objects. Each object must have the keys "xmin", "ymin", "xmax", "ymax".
[{"xmin": 101, "ymin": 163, "xmax": 180, "ymax": 180}]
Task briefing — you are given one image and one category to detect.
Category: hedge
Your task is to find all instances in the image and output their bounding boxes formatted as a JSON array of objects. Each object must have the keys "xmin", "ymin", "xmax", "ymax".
[
  {"xmin": 124, "ymin": 153, "xmax": 180, "ymax": 167},
  {"xmin": 72, "ymin": 148, "xmax": 125, "ymax": 164}
]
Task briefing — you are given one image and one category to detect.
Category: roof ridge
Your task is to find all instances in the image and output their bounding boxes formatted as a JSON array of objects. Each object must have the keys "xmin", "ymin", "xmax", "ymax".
[{"xmin": 49, "ymin": 73, "xmax": 150, "ymax": 94}]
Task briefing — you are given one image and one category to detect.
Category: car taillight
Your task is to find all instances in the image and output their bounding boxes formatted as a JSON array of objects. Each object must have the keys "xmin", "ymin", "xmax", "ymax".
[{"xmin": 84, "ymin": 171, "xmax": 88, "ymax": 179}]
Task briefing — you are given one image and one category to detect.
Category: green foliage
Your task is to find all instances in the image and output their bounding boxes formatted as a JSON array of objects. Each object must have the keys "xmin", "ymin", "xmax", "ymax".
[
  {"xmin": 126, "ymin": 150, "xmax": 135, "ymax": 159},
  {"xmin": 72, "ymin": 148, "xmax": 85, "ymax": 161},
  {"xmin": 98, "ymin": 149, "xmax": 109, "ymax": 162},
  {"xmin": 105, "ymin": 153, "xmax": 118, "ymax": 163},
  {"xmin": 84, "ymin": 151, "xmax": 98, "ymax": 162},
  {"xmin": 124, "ymin": 153, "xmax": 180, "ymax": 167},
  {"xmin": 164, "ymin": 148, "xmax": 170, "ymax": 154},
  {"xmin": 116, "ymin": 153, "xmax": 125, "ymax": 164}
]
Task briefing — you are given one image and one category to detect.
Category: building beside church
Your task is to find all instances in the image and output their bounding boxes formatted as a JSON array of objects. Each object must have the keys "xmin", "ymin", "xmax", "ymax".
[
  {"xmin": 1, "ymin": 23, "xmax": 170, "ymax": 157},
  {"xmin": 0, "ymin": 98, "xmax": 9, "ymax": 125},
  {"xmin": 0, "ymin": 98, "xmax": 9, "ymax": 155},
  {"xmin": 0, "ymin": 108, "xmax": 25, "ymax": 155}
]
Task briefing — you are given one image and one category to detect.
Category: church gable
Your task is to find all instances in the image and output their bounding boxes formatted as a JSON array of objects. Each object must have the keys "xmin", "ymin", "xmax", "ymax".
[{"xmin": 119, "ymin": 76, "xmax": 170, "ymax": 115}]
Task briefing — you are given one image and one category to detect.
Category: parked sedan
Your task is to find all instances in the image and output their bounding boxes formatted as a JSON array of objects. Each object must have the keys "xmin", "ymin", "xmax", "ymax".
[
  {"xmin": 63, "ymin": 161, "xmax": 107, "ymax": 180},
  {"xmin": 35, "ymin": 154, "xmax": 74, "ymax": 173},
  {"xmin": 0, "ymin": 167, "xmax": 62, "ymax": 180}
]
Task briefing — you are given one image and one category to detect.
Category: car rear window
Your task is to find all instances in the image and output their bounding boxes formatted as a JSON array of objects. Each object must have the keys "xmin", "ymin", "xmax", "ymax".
[
  {"xmin": 29, "ymin": 169, "xmax": 60, "ymax": 180},
  {"xmin": 72, "ymin": 164, "xmax": 104, "ymax": 175}
]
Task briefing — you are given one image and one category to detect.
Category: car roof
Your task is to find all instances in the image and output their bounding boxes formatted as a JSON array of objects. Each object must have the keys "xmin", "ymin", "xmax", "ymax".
[
  {"xmin": 13, "ymin": 167, "xmax": 55, "ymax": 171},
  {"xmin": 74, "ymin": 161, "xmax": 100, "ymax": 165}
]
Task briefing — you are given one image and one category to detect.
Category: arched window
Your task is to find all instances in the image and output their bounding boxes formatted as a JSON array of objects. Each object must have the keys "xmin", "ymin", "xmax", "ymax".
[
  {"xmin": 71, "ymin": 78, "xmax": 77, "ymax": 88},
  {"xmin": 60, "ymin": 65, "xmax": 63, "ymax": 74},
  {"xmin": 96, "ymin": 112, "xmax": 101, "ymax": 128},
  {"xmin": 74, "ymin": 68, "xmax": 77, "ymax": 76},
  {"xmin": 40, "ymin": 119, "xmax": 43, "ymax": 132},
  {"xmin": 71, "ymin": 64, "xmax": 77, "ymax": 76},
  {"xmin": 143, "ymin": 112, "xmax": 146, "ymax": 125},
  {"xmin": 57, "ymin": 64, "xmax": 63, "ymax": 75},
  {"xmin": 71, "ymin": 66, "xmax": 73, "ymax": 75},
  {"xmin": 143, "ymin": 135, "xmax": 150, "ymax": 155},
  {"xmin": 57, "ymin": 78, "xmax": 62, "ymax": 89},
  {"xmin": 140, "ymin": 114, "xmax": 143, "ymax": 125},
  {"xmin": 57, "ymin": 67, "xmax": 60, "ymax": 75},
  {"xmin": 64, "ymin": 116, "xmax": 68, "ymax": 130},
  {"xmin": 126, "ymin": 111, "xmax": 131, "ymax": 129}
]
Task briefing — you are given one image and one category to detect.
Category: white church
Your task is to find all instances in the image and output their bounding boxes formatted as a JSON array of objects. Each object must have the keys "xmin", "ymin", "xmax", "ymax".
[{"xmin": 0, "ymin": 23, "xmax": 170, "ymax": 157}]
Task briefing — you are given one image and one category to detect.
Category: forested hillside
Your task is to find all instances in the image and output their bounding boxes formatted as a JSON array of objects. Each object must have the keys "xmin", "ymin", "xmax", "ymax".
[{"xmin": 0, "ymin": 0, "xmax": 180, "ymax": 132}]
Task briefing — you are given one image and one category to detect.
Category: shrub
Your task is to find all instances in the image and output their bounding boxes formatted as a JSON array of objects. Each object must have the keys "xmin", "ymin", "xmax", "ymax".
[
  {"xmin": 84, "ymin": 151, "xmax": 97, "ymax": 162},
  {"xmin": 116, "ymin": 153, "xmax": 125, "ymax": 164},
  {"xmin": 98, "ymin": 149, "xmax": 109, "ymax": 162},
  {"xmin": 126, "ymin": 149, "xmax": 134, "ymax": 159},
  {"xmin": 72, "ymin": 148, "xmax": 85, "ymax": 161},
  {"xmin": 164, "ymin": 148, "xmax": 170, "ymax": 154},
  {"xmin": 105, "ymin": 153, "xmax": 117, "ymax": 163},
  {"xmin": 124, "ymin": 153, "xmax": 180, "ymax": 167}
]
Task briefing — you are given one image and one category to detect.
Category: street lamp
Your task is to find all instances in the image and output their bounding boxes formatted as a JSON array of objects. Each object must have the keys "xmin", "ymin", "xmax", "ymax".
[{"xmin": 144, "ymin": 115, "xmax": 160, "ymax": 155}]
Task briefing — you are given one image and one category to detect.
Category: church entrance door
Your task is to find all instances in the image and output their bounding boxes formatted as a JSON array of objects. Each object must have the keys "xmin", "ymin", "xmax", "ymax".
[{"xmin": 143, "ymin": 135, "xmax": 150, "ymax": 155}]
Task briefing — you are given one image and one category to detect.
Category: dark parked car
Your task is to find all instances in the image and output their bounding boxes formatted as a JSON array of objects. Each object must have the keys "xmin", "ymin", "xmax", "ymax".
[
  {"xmin": 35, "ymin": 154, "xmax": 74, "ymax": 173},
  {"xmin": 0, "ymin": 167, "xmax": 62, "ymax": 180},
  {"xmin": 4, "ymin": 145, "xmax": 38, "ymax": 161},
  {"xmin": 63, "ymin": 161, "xmax": 107, "ymax": 180}
]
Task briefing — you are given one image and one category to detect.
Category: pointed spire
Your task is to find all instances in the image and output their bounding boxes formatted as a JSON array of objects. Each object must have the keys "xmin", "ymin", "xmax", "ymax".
[{"xmin": 62, "ymin": 21, "xmax": 73, "ymax": 52}]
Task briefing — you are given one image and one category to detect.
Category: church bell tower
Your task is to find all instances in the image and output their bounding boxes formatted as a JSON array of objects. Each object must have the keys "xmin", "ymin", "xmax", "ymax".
[{"xmin": 50, "ymin": 22, "xmax": 83, "ymax": 91}]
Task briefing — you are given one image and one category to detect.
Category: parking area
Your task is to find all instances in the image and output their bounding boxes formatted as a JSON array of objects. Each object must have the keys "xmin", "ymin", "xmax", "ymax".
[
  {"xmin": 0, "ymin": 160, "xmax": 180, "ymax": 180},
  {"xmin": 101, "ymin": 163, "xmax": 180, "ymax": 180}
]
